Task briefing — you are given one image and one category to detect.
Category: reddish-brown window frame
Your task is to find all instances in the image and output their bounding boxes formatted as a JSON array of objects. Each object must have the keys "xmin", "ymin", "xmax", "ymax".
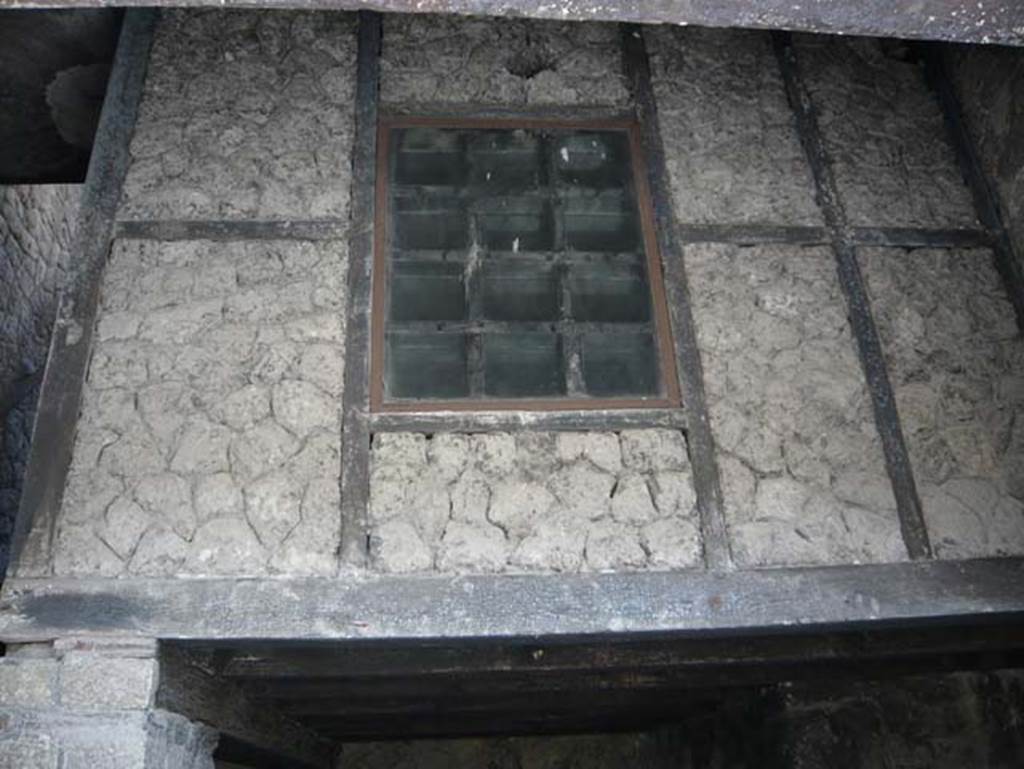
[{"xmin": 370, "ymin": 115, "xmax": 681, "ymax": 413}]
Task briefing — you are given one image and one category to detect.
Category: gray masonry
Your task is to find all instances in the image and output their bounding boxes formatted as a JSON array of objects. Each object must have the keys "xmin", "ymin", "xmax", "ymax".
[
  {"xmin": 1, "ymin": 8, "xmax": 1023, "ymax": 764},
  {"xmin": 685, "ymin": 243, "xmax": 903, "ymax": 567},
  {"xmin": 8, "ymin": 9, "xmax": 1020, "ymax": 580},
  {"xmin": 369, "ymin": 429, "xmax": 701, "ymax": 573},
  {"xmin": 0, "ymin": 640, "xmax": 216, "ymax": 769},
  {"xmin": 862, "ymin": 247, "xmax": 1024, "ymax": 557},
  {"xmin": 0, "ymin": 184, "xmax": 79, "ymax": 577}
]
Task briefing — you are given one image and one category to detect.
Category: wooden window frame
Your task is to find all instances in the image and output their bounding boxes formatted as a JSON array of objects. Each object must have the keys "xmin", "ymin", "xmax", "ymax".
[{"xmin": 370, "ymin": 115, "xmax": 681, "ymax": 413}]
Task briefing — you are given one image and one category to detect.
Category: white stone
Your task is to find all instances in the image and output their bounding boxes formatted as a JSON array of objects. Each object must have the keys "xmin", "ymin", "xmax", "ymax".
[
  {"xmin": 128, "ymin": 525, "xmax": 189, "ymax": 576},
  {"xmin": 244, "ymin": 471, "xmax": 303, "ymax": 546},
  {"xmin": 449, "ymin": 470, "xmax": 491, "ymax": 524},
  {"xmin": 170, "ymin": 418, "xmax": 232, "ymax": 475},
  {"xmin": 427, "ymin": 433, "xmax": 470, "ymax": 481},
  {"xmin": 549, "ymin": 463, "xmax": 614, "ymax": 520},
  {"xmin": 298, "ymin": 343, "xmax": 345, "ymax": 397},
  {"xmin": 650, "ymin": 470, "xmax": 698, "ymax": 517},
  {"xmin": 471, "ymin": 433, "xmax": 516, "ymax": 475},
  {"xmin": 98, "ymin": 497, "xmax": 149, "ymax": 560},
  {"xmin": 620, "ymin": 429, "xmax": 688, "ymax": 472},
  {"xmin": 641, "ymin": 517, "xmax": 702, "ymax": 569},
  {"xmin": 194, "ymin": 472, "xmax": 243, "ymax": 522},
  {"xmin": 488, "ymin": 481, "xmax": 556, "ymax": 539},
  {"xmin": 272, "ymin": 379, "xmax": 338, "ymax": 436},
  {"xmin": 584, "ymin": 520, "xmax": 647, "ymax": 571},
  {"xmin": 510, "ymin": 518, "xmax": 585, "ymax": 573},
  {"xmin": 610, "ymin": 474, "xmax": 658, "ymax": 525},
  {"xmin": 437, "ymin": 521, "xmax": 509, "ymax": 573},
  {"xmin": 133, "ymin": 472, "xmax": 196, "ymax": 539},
  {"xmin": 229, "ymin": 420, "xmax": 301, "ymax": 480},
  {"xmin": 212, "ymin": 384, "xmax": 270, "ymax": 430},
  {"xmin": 374, "ymin": 432, "xmax": 428, "ymax": 467},
  {"xmin": 184, "ymin": 518, "xmax": 267, "ymax": 575},
  {"xmin": 556, "ymin": 432, "xmax": 622, "ymax": 474},
  {"xmin": 373, "ymin": 520, "xmax": 432, "ymax": 573}
]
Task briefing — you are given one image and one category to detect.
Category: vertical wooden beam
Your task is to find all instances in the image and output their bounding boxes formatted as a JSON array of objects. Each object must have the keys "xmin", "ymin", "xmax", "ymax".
[
  {"xmin": 8, "ymin": 10, "xmax": 159, "ymax": 577},
  {"xmin": 771, "ymin": 31, "xmax": 933, "ymax": 561},
  {"xmin": 918, "ymin": 42, "xmax": 1024, "ymax": 331},
  {"xmin": 620, "ymin": 25, "xmax": 733, "ymax": 571},
  {"xmin": 339, "ymin": 10, "xmax": 382, "ymax": 569}
]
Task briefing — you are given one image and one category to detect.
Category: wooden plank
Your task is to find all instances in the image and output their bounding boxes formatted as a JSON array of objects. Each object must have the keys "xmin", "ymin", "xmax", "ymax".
[
  {"xmin": 114, "ymin": 219, "xmax": 348, "ymax": 241},
  {"xmin": 157, "ymin": 647, "xmax": 336, "ymax": 769},
  {"xmin": 1, "ymin": 558, "xmax": 1022, "ymax": 642},
  {"xmin": 215, "ymin": 623, "xmax": 1024, "ymax": 682},
  {"xmin": 7, "ymin": 10, "xmax": 159, "ymax": 577},
  {"xmin": 370, "ymin": 405, "xmax": 689, "ymax": 433},
  {"xmin": 850, "ymin": 226, "xmax": 994, "ymax": 250},
  {"xmin": 338, "ymin": 11, "xmax": 382, "ymax": 568},
  {"xmin": 773, "ymin": 31, "xmax": 934, "ymax": 562},
  {"xmin": 1, "ymin": 0, "xmax": 1021, "ymax": 47},
  {"xmin": 622, "ymin": 25, "xmax": 732, "ymax": 571}
]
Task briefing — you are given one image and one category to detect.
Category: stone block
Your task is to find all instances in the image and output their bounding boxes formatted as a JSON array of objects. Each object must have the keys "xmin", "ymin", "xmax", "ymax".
[
  {"xmin": 0, "ymin": 659, "xmax": 58, "ymax": 708},
  {"xmin": 58, "ymin": 654, "xmax": 158, "ymax": 712}
]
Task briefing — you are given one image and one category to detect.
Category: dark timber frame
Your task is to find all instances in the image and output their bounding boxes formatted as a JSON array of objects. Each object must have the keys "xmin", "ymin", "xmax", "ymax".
[
  {"xmin": 369, "ymin": 115, "xmax": 682, "ymax": 413},
  {"xmin": 7, "ymin": 9, "xmax": 158, "ymax": 576},
  {"xmin": 622, "ymin": 25, "xmax": 732, "ymax": 571},
  {"xmin": 772, "ymin": 31, "xmax": 934, "ymax": 561},
  {"xmin": 338, "ymin": 10, "xmax": 382, "ymax": 567},
  {"xmin": 918, "ymin": 42, "xmax": 1024, "ymax": 331}
]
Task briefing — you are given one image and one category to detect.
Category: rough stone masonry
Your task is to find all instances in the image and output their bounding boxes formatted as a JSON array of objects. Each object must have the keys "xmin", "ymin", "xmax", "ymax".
[{"xmin": 9, "ymin": 10, "xmax": 1024, "ymax": 582}]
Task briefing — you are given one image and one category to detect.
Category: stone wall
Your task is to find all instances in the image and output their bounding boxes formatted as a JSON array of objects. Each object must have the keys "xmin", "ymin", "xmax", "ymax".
[
  {"xmin": 53, "ymin": 239, "xmax": 346, "ymax": 577},
  {"xmin": 380, "ymin": 14, "xmax": 629, "ymax": 107},
  {"xmin": 369, "ymin": 429, "xmax": 701, "ymax": 573},
  {"xmin": 794, "ymin": 35, "xmax": 976, "ymax": 228},
  {"xmin": 120, "ymin": 10, "xmax": 356, "ymax": 221},
  {"xmin": 0, "ymin": 184, "xmax": 79, "ymax": 578},
  {"xmin": 0, "ymin": 640, "xmax": 217, "ymax": 769},
  {"xmin": 645, "ymin": 26, "xmax": 820, "ymax": 225},
  {"xmin": 861, "ymin": 248, "xmax": 1024, "ymax": 558},
  {"xmin": 685, "ymin": 244, "xmax": 903, "ymax": 566},
  {"xmin": 952, "ymin": 45, "xmax": 1024, "ymax": 270}
]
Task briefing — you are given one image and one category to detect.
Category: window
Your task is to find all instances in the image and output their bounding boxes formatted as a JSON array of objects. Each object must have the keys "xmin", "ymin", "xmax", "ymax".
[{"xmin": 370, "ymin": 117, "xmax": 680, "ymax": 411}]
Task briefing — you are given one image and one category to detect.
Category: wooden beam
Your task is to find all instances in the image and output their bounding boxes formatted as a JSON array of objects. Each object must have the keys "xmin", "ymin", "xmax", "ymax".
[
  {"xmin": 773, "ymin": 31, "xmax": 934, "ymax": 561},
  {"xmin": 7, "ymin": 9, "xmax": 158, "ymax": 577},
  {"xmin": 338, "ymin": 10, "xmax": 381, "ymax": 568},
  {"xmin": 622, "ymin": 25, "xmax": 732, "ymax": 571},
  {"xmin": 2, "ymin": 0, "xmax": 1021, "ymax": 47},
  {"xmin": 214, "ymin": 623, "xmax": 1024, "ymax": 683},
  {"xmin": 1, "ymin": 559, "xmax": 1023, "ymax": 643},
  {"xmin": 157, "ymin": 647, "xmax": 336, "ymax": 769}
]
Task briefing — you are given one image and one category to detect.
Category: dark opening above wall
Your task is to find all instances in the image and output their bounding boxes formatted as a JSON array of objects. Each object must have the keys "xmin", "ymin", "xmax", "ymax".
[{"xmin": 0, "ymin": 9, "xmax": 122, "ymax": 184}]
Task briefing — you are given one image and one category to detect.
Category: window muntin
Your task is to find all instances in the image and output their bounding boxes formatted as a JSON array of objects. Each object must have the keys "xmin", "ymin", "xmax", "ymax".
[{"xmin": 371, "ymin": 117, "xmax": 680, "ymax": 411}]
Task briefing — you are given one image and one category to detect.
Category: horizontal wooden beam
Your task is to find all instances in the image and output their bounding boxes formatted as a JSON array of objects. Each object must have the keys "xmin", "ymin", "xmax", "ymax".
[
  {"xmin": 1, "ymin": 558, "xmax": 1023, "ymax": 643},
  {"xmin": 215, "ymin": 623, "xmax": 1024, "ymax": 684},
  {"xmin": 3, "ymin": 0, "xmax": 1022, "ymax": 46}
]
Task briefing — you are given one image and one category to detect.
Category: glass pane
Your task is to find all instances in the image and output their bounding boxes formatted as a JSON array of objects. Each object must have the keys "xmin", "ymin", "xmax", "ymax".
[
  {"xmin": 481, "ymin": 261, "xmax": 558, "ymax": 321},
  {"xmin": 569, "ymin": 263, "xmax": 650, "ymax": 323},
  {"xmin": 393, "ymin": 193, "xmax": 467, "ymax": 251},
  {"xmin": 483, "ymin": 333, "xmax": 564, "ymax": 398},
  {"xmin": 393, "ymin": 128, "xmax": 466, "ymax": 186},
  {"xmin": 563, "ymin": 190, "xmax": 639, "ymax": 252},
  {"xmin": 475, "ymin": 197, "xmax": 553, "ymax": 252},
  {"xmin": 387, "ymin": 333, "xmax": 468, "ymax": 399},
  {"xmin": 581, "ymin": 332, "xmax": 658, "ymax": 397},
  {"xmin": 390, "ymin": 262, "xmax": 465, "ymax": 322},
  {"xmin": 554, "ymin": 132, "xmax": 631, "ymax": 189},
  {"xmin": 468, "ymin": 130, "xmax": 542, "ymax": 191}
]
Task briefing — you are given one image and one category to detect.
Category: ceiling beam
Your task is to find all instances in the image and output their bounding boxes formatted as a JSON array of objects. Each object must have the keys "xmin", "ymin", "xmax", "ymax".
[
  {"xmin": 157, "ymin": 647, "xmax": 337, "ymax": 769},
  {"xmin": 1, "ymin": 1, "xmax": 1022, "ymax": 46},
  {"xmin": 1, "ymin": 558, "xmax": 1023, "ymax": 643}
]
